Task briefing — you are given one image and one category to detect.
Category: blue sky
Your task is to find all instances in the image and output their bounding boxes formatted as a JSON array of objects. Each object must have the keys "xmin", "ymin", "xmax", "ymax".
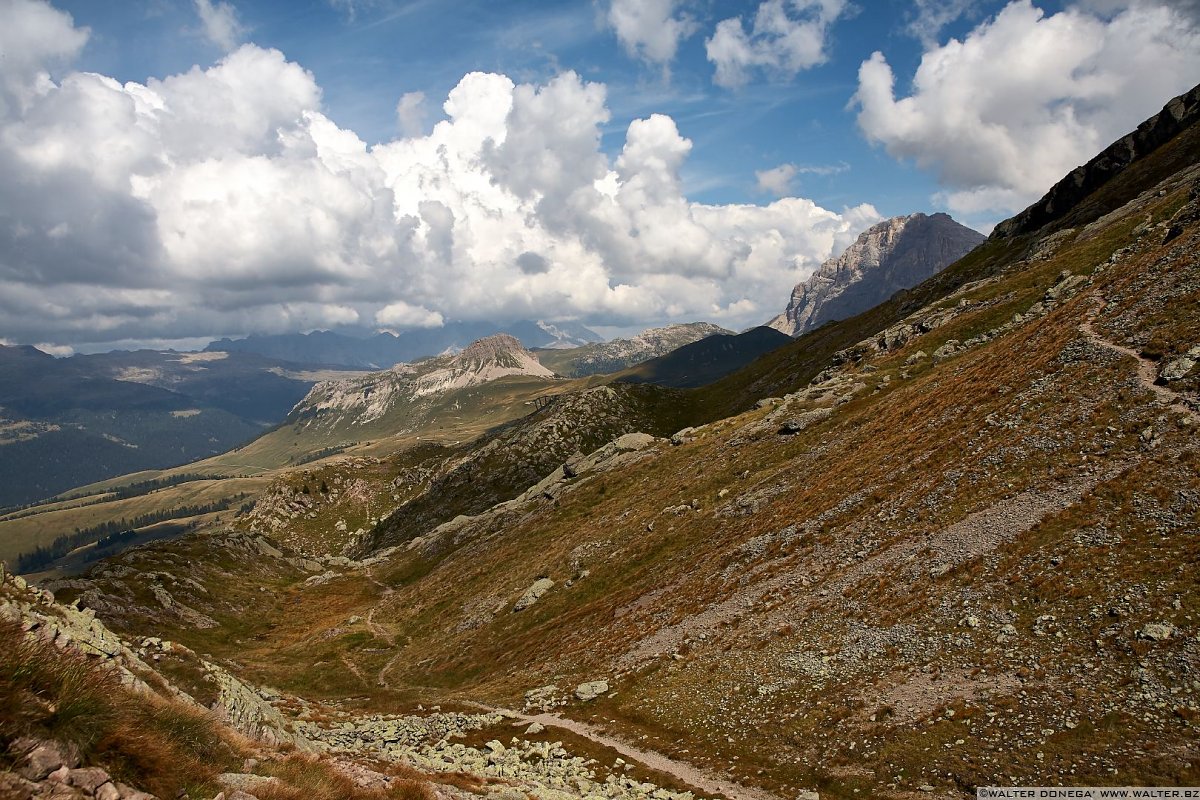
[
  {"xmin": 2, "ymin": 0, "xmax": 1198, "ymax": 351},
  {"xmin": 51, "ymin": 0, "xmax": 1034, "ymax": 217}
]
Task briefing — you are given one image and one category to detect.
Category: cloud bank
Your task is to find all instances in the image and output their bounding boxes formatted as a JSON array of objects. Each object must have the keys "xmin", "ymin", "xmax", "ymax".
[
  {"xmin": 855, "ymin": 0, "xmax": 1200, "ymax": 218},
  {"xmin": 0, "ymin": 0, "xmax": 880, "ymax": 349}
]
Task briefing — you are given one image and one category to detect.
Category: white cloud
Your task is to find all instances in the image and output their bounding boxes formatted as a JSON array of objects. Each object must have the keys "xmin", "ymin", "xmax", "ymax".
[
  {"xmin": 855, "ymin": 0, "xmax": 1200, "ymax": 219},
  {"xmin": 395, "ymin": 91, "xmax": 427, "ymax": 137},
  {"xmin": 608, "ymin": 0, "xmax": 698, "ymax": 67},
  {"xmin": 706, "ymin": 0, "xmax": 850, "ymax": 88},
  {"xmin": 194, "ymin": 0, "xmax": 245, "ymax": 52},
  {"xmin": 755, "ymin": 163, "xmax": 798, "ymax": 195},
  {"xmin": 0, "ymin": 0, "xmax": 89, "ymax": 113},
  {"xmin": 0, "ymin": 2, "xmax": 884, "ymax": 350},
  {"xmin": 33, "ymin": 342, "xmax": 74, "ymax": 357},
  {"xmin": 905, "ymin": 0, "xmax": 979, "ymax": 47},
  {"xmin": 376, "ymin": 300, "xmax": 445, "ymax": 329}
]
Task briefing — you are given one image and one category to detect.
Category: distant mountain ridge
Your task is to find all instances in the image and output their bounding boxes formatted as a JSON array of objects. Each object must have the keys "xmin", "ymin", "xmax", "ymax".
[
  {"xmin": 290, "ymin": 334, "xmax": 558, "ymax": 431},
  {"xmin": 0, "ymin": 345, "xmax": 365, "ymax": 507},
  {"xmin": 207, "ymin": 319, "xmax": 602, "ymax": 369},
  {"xmin": 536, "ymin": 322, "xmax": 731, "ymax": 377},
  {"xmin": 768, "ymin": 212, "xmax": 984, "ymax": 337},
  {"xmin": 616, "ymin": 326, "xmax": 792, "ymax": 389}
]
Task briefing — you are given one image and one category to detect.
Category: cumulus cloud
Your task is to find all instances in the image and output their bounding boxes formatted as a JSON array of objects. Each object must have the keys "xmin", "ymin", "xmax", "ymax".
[
  {"xmin": 0, "ymin": 0, "xmax": 89, "ymax": 113},
  {"xmin": 706, "ymin": 0, "xmax": 850, "ymax": 88},
  {"xmin": 755, "ymin": 163, "xmax": 798, "ymax": 195},
  {"xmin": 0, "ymin": 0, "xmax": 882, "ymax": 350},
  {"xmin": 855, "ymin": 0, "xmax": 1200, "ymax": 218},
  {"xmin": 608, "ymin": 0, "xmax": 698, "ymax": 67},
  {"xmin": 194, "ymin": 0, "xmax": 245, "ymax": 52},
  {"xmin": 395, "ymin": 91, "xmax": 427, "ymax": 137},
  {"xmin": 376, "ymin": 300, "xmax": 444, "ymax": 329}
]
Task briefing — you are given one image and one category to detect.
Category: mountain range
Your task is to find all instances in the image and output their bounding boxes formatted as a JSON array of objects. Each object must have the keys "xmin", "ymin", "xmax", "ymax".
[
  {"xmin": 206, "ymin": 319, "xmax": 603, "ymax": 369},
  {"xmin": 0, "ymin": 345, "xmax": 309, "ymax": 508}
]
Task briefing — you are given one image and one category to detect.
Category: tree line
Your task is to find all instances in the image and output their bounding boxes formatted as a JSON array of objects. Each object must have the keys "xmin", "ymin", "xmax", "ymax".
[{"xmin": 13, "ymin": 494, "xmax": 246, "ymax": 573}]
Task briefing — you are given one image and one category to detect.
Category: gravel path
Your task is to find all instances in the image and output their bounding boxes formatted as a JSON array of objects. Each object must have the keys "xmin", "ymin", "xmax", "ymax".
[
  {"xmin": 467, "ymin": 703, "xmax": 782, "ymax": 800},
  {"xmin": 1080, "ymin": 295, "xmax": 1199, "ymax": 423}
]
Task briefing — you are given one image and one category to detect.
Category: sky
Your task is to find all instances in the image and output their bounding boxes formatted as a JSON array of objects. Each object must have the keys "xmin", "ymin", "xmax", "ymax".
[{"xmin": 1, "ymin": 0, "xmax": 1198, "ymax": 354}]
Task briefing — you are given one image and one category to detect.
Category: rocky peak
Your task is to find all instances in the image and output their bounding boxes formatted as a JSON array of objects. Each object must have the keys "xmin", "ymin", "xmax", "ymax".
[
  {"xmin": 290, "ymin": 334, "xmax": 556, "ymax": 429},
  {"xmin": 768, "ymin": 212, "xmax": 984, "ymax": 337},
  {"xmin": 454, "ymin": 334, "xmax": 530, "ymax": 368}
]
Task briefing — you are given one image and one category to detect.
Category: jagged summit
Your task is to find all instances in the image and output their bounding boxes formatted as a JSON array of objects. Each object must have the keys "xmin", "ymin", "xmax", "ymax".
[{"xmin": 768, "ymin": 212, "xmax": 984, "ymax": 337}]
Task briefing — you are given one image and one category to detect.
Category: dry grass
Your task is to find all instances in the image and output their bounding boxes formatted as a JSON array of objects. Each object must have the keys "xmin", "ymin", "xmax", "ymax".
[
  {"xmin": 256, "ymin": 753, "xmax": 434, "ymax": 800},
  {"xmin": 0, "ymin": 617, "xmax": 243, "ymax": 796}
]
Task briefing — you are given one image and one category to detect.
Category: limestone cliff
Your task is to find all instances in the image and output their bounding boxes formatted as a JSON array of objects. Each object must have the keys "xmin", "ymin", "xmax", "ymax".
[{"xmin": 768, "ymin": 212, "xmax": 984, "ymax": 337}]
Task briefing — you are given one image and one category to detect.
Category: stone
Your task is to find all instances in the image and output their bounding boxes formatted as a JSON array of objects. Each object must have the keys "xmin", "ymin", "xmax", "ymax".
[
  {"xmin": 933, "ymin": 340, "xmax": 962, "ymax": 360},
  {"xmin": 1160, "ymin": 355, "xmax": 1196, "ymax": 382},
  {"xmin": 115, "ymin": 784, "xmax": 156, "ymax": 800},
  {"xmin": 0, "ymin": 773, "xmax": 39, "ymax": 800},
  {"xmin": 18, "ymin": 741, "xmax": 78, "ymax": 781},
  {"xmin": 95, "ymin": 782, "xmax": 121, "ymax": 800},
  {"xmin": 796, "ymin": 792, "xmax": 820, "ymax": 800},
  {"xmin": 524, "ymin": 685, "xmax": 560, "ymax": 710},
  {"xmin": 612, "ymin": 432, "xmax": 657, "ymax": 452},
  {"xmin": 562, "ymin": 452, "xmax": 586, "ymax": 479},
  {"xmin": 1137, "ymin": 622, "xmax": 1177, "ymax": 641},
  {"xmin": 575, "ymin": 680, "xmax": 609, "ymax": 701},
  {"xmin": 513, "ymin": 578, "xmax": 555, "ymax": 612},
  {"xmin": 903, "ymin": 350, "xmax": 927, "ymax": 366},
  {"xmin": 524, "ymin": 722, "xmax": 545, "ymax": 735},
  {"xmin": 777, "ymin": 408, "xmax": 833, "ymax": 435},
  {"xmin": 670, "ymin": 428, "xmax": 697, "ymax": 446},
  {"xmin": 65, "ymin": 767, "xmax": 111, "ymax": 793}
]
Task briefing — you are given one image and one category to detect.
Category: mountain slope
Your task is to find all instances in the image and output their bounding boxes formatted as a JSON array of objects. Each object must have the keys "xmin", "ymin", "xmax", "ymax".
[
  {"xmin": 536, "ymin": 322, "xmax": 731, "ymax": 378},
  {"xmin": 77, "ymin": 348, "xmax": 354, "ymax": 423},
  {"xmin": 616, "ymin": 326, "xmax": 792, "ymax": 389},
  {"xmin": 0, "ymin": 345, "xmax": 265, "ymax": 507},
  {"xmin": 768, "ymin": 212, "xmax": 985, "ymax": 337}
]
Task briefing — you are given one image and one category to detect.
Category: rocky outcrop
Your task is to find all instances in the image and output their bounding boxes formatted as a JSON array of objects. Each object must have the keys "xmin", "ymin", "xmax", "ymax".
[
  {"xmin": 993, "ymin": 82, "xmax": 1200, "ymax": 238},
  {"xmin": 768, "ymin": 213, "xmax": 984, "ymax": 337},
  {"xmin": 513, "ymin": 578, "xmax": 555, "ymax": 612}
]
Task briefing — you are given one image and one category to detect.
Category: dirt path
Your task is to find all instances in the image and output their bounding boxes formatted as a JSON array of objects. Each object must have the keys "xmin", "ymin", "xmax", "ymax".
[
  {"xmin": 363, "ymin": 569, "xmax": 405, "ymax": 685},
  {"xmin": 467, "ymin": 703, "xmax": 781, "ymax": 800},
  {"xmin": 1081, "ymin": 295, "xmax": 1199, "ymax": 422},
  {"xmin": 340, "ymin": 653, "xmax": 370, "ymax": 688},
  {"xmin": 365, "ymin": 604, "xmax": 394, "ymax": 646}
]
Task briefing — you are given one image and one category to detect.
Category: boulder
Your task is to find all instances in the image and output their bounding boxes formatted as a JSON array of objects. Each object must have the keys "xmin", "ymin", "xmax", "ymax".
[
  {"xmin": 16, "ymin": 741, "xmax": 79, "ymax": 781},
  {"xmin": 1137, "ymin": 622, "xmax": 1178, "ymax": 641},
  {"xmin": 574, "ymin": 680, "xmax": 609, "ymax": 701},
  {"xmin": 513, "ymin": 579, "xmax": 555, "ymax": 612}
]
